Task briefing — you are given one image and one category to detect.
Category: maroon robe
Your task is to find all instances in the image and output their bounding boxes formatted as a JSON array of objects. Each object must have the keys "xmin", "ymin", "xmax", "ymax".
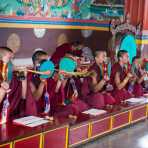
[
  {"xmin": 26, "ymin": 73, "xmax": 64, "ymax": 117},
  {"xmin": 81, "ymin": 63, "xmax": 115, "ymax": 109},
  {"xmin": 25, "ymin": 73, "xmax": 40, "ymax": 116},
  {"xmin": 9, "ymin": 75, "xmax": 25, "ymax": 117},
  {"xmin": 26, "ymin": 72, "xmax": 73, "ymax": 117},
  {"xmin": 133, "ymin": 83, "xmax": 143, "ymax": 97},
  {"xmin": 48, "ymin": 77, "xmax": 89, "ymax": 117},
  {"xmin": 132, "ymin": 67, "xmax": 144, "ymax": 97},
  {"xmin": 10, "ymin": 73, "xmax": 38, "ymax": 117},
  {"xmin": 65, "ymin": 78, "xmax": 89, "ymax": 115},
  {"xmin": 0, "ymin": 73, "xmax": 38, "ymax": 122},
  {"xmin": 0, "ymin": 58, "xmax": 39, "ymax": 120},
  {"xmin": 110, "ymin": 63, "xmax": 133, "ymax": 104},
  {"xmin": 51, "ymin": 43, "xmax": 72, "ymax": 66},
  {"xmin": 27, "ymin": 72, "xmax": 52, "ymax": 116},
  {"xmin": 0, "ymin": 74, "xmax": 23, "ymax": 120}
]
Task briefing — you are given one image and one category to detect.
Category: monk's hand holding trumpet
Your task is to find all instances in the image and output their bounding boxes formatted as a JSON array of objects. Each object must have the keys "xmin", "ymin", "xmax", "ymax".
[{"xmin": 14, "ymin": 66, "xmax": 51, "ymax": 80}]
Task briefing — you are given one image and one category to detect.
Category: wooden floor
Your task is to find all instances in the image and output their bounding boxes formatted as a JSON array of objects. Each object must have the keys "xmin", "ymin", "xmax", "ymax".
[{"xmin": 77, "ymin": 120, "xmax": 148, "ymax": 148}]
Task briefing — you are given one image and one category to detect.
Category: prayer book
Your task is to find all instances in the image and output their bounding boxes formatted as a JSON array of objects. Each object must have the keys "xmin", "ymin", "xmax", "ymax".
[
  {"xmin": 13, "ymin": 116, "xmax": 49, "ymax": 127},
  {"xmin": 82, "ymin": 108, "xmax": 107, "ymax": 116}
]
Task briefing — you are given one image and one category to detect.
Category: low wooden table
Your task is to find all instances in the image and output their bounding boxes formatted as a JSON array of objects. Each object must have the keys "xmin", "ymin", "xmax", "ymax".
[{"xmin": 0, "ymin": 102, "xmax": 147, "ymax": 148}]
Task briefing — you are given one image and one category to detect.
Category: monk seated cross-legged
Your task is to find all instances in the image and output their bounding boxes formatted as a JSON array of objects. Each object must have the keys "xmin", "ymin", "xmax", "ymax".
[
  {"xmin": 81, "ymin": 50, "xmax": 116, "ymax": 109},
  {"xmin": 0, "ymin": 47, "xmax": 28, "ymax": 121},
  {"xmin": 50, "ymin": 51, "xmax": 89, "ymax": 118},
  {"xmin": 26, "ymin": 50, "xmax": 57, "ymax": 120},
  {"xmin": 110, "ymin": 50, "xmax": 134, "ymax": 104},
  {"xmin": 131, "ymin": 56, "xmax": 147, "ymax": 97}
]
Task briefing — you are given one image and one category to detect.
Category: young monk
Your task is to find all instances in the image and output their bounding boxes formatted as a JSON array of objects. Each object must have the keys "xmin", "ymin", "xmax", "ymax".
[
  {"xmin": 28, "ymin": 50, "xmax": 51, "ymax": 116},
  {"xmin": 110, "ymin": 50, "xmax": 134, "ymax": 104},
  {"xmin": 0, "ymin": 47, "xmax": 27, "ymax": 120},
  {"xmin": 26, "ymin": 50, "xmax": 77, "ymax": 118},
  {"xmin": 81, "ymin": 50, "xmax": 116, "ymax": 109},
  {"xmin": 50, "ymin": 51, "xmax": 89, "ymax": 118},
  {"xmin": 131, "ymin": 56, "xmax": 147, "ymax": 97}
]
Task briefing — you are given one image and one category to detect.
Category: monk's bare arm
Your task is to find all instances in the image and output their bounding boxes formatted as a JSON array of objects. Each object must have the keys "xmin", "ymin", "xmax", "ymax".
[
  {"xmin": 90, "ymin": 71, "xmax": 106, "ymax": 92},
  {"xmin": 115, "ymin": 72, "xmax": 130, "ymax": 90},
  {"xmin": 0, "ymin": 82, "xmax": 10, "ymax": 103},
  {"xmin": 21, "ymin": 79, "xmax": 27, "ymax": 99},
  {"xmin": 55, "ymin": 80, "xmax": 62, "ymax": 93},
  {"xmin": 30, "ymin": 81, "xmax": 45, "ymax": 101},
  {"xmin": 21, "ymin": 70, "xmax": 29, "ymax": 99},
  {"xmin": 0, "ymin": 88, "xmax": 6, "ymax": 103}
]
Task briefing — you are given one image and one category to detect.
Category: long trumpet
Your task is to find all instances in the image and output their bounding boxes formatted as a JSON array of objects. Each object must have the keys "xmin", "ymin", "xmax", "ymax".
[
  {"xmin": 14, "ymin": 67, "xmax": 51, "ymax": 75},
  {"xmin": 27, "ymin": 69, "xmax": 51, "ymax": 75},
  {"xmin": 57, "ymin": 70, "xmax": 93, "ymax": 77},
  {"xmin": 14, "ymin": 60, "xmax": 94, "ymax": 78},
  {"xmin": 15, "ymin": 67, "xmax": 93, "ymax": 77}
]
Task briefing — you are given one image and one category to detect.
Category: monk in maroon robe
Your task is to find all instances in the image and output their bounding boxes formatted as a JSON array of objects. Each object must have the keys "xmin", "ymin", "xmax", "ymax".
[
  {"xmin": 0, "ymin": 47, "xmax": 31, "ymax": 121},
  {"xmin": 50, "ymin": 51, "xmax": 89, "ymax": 117},
  {"xmin": 64, "ymin": 77, "xmax": 89, "ymax": 115},
  {"xmin": 0, "ymin": 75, "xmax": 24, "ymax": 119},
  {"xmin": 7, "ymin": 74, "xmax": 33, "ymax": 118},
  {"xmin": 26, "ymin": 50, "xmax": 74, "ymax": 118},
  {"xmin": 110, "ymin": 50, "xmax": 134, "ymax": 104},
  {"xmin": 81, "ymin": 50, "xmax": 116, "ymax": 109},
  {"xmin": 51, "ymin": 43, "xmax": 72, "ymax": 66},
  {"xmin": 51, "ymin": 41, "xmax": 83, "ymax": 67},
  {"xmin": 131, "ymin": 56, "xmax": 147, "ymax": 97},
  {"xmin": 26, "ymin": 50, "xmax": 73, "ymax": 118},
  {"xmin": 27, "ymin": 50, "xmax": 51, "ymax": 116}
]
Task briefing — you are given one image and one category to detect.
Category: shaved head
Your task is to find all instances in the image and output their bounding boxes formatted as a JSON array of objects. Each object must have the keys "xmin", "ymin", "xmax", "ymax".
[
  {"xmin": 94, "ymin": 50, "xmax": 107, "ymax": 64},
  {"xmin": 94, "ymin": 50, "xmax": 106, "ymax": 58}
]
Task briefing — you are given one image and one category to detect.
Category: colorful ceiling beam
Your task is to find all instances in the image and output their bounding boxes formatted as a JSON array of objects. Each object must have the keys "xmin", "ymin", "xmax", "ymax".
[{"xmin": 0, "ymin": 16, "xmax": 110, "ymax": 31}]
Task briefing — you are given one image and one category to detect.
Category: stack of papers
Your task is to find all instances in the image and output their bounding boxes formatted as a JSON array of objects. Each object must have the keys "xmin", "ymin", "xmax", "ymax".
[
  {"xmin": 125, "ymin": 98, "xmax": 146, "ymax": 105},
  {"xmin": 139, "ymin": 96, "xmax": 148, "ymax": 103},
  {"xmin": 82, "ymin": 108, "xmax": 107, "ymax": 116},
  {"xmin": 13, "ymin": 116, "xmax": 49, "ymax": 127},
  {"xmin": 144, "ymin": 93, "xmax": 148, "ymax": 98}
]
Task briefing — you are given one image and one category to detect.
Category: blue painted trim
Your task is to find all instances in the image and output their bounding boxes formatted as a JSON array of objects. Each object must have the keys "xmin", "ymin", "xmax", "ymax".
[{"xmin": 0, "ymin": 18, "xmax": 110, "ymax": 28}]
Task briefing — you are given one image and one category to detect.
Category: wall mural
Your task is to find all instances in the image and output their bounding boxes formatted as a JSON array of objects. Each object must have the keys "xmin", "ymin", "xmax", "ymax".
[{"xmin": 0, "ymin": 0, "xmax": 124, "ymax": 20}]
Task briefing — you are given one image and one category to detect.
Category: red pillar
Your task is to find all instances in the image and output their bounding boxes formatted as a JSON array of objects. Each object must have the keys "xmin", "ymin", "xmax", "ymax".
[
  {"xmin": 137, "ymin": 0, "xmax": 145, "ymax": 24},
  {"xmin": 124, "ymin": 0, "xmax": 145, "ymax": 25},
  {"xmin": 143, "ymin": 0, "xmax": 148, "ymax": 29},
  {"xmin": 124, "ymin": 0, "xmax": 131, "ymax": 15},
  {"xmin": 130, "ymin": 0, "xmax": 139, "ymax": 25}
]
